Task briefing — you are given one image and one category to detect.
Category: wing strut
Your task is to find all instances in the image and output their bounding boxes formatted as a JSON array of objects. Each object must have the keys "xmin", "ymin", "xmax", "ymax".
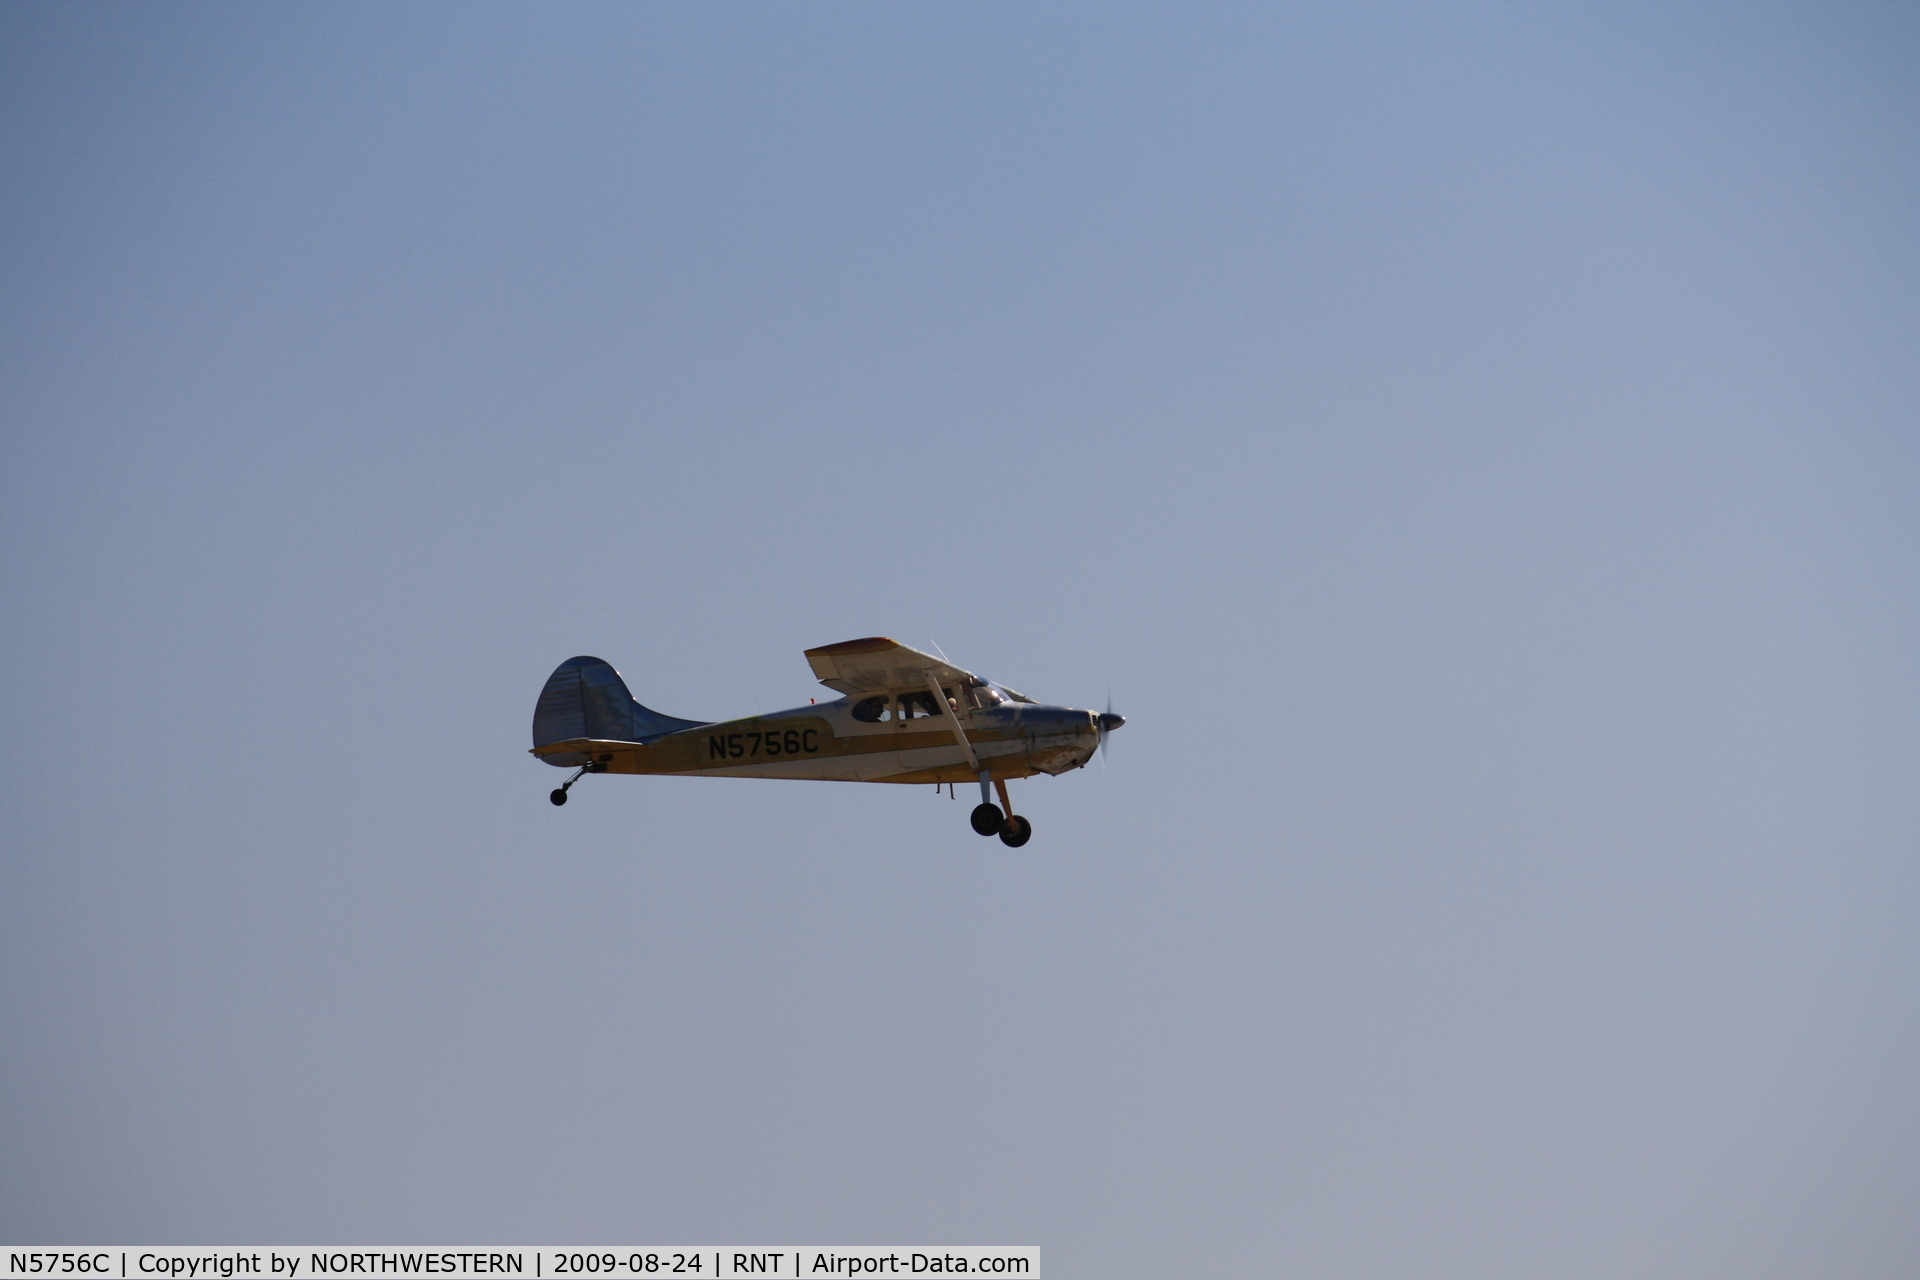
[{"xmin": 927, "ymin": 670, "xmax": 979, "ymax": 772}]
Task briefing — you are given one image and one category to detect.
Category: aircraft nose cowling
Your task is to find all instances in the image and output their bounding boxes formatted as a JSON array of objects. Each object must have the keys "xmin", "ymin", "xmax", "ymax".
[
  {"xmin": 1098, "ymin": 712, "xmax": 1126, "ymax": 733},
  {"xmin": 1016, "ymin": 707, "xmax": 1097, "ymax": 736},
  {"xmin": 1013, "ymin": 705, "xmax": 1100, "ymax": 775}
]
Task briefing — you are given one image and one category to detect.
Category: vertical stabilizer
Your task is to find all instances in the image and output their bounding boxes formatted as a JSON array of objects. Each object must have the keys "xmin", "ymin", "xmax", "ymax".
[{"xmin": 532, "ymin": 656, "xmax": 705, "ymax": 766}]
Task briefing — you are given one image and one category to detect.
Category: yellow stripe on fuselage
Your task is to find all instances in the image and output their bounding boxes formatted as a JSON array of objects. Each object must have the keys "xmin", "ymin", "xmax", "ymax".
[{"xmin": 590, "ymin": 714, "xmax": 1039, "ymax": 783}]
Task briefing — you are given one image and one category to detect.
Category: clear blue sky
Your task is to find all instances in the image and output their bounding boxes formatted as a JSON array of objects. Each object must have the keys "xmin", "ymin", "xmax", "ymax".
[{"xmin": 3, "ymin": 3, "xmax": 1916, "ymax": 1275}]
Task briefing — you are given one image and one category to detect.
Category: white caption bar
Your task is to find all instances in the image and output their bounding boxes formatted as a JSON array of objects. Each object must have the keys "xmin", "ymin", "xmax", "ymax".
[{"xmin": 1, "ymin": 1251, "xmax": 1039, "ymax": 1280}]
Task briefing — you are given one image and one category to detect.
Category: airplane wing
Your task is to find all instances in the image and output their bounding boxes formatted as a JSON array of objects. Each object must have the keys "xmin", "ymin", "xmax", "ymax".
[{"xmin": 804, "ymin": 637, "xmax": 978, "ymax": 695}]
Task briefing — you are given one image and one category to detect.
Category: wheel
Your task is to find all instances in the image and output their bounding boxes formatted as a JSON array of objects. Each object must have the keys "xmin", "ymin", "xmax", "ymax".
[
  {"xmin": 999, "ymin": 815, "xmax": 1032, "ymax": 847},
  {"xmin": 970, "ymin": 802, "xmax": 1004, "ymax": 836},
  {"xmin": 550, "ymin": 788, "xmax": 568, "ymax": 806}
]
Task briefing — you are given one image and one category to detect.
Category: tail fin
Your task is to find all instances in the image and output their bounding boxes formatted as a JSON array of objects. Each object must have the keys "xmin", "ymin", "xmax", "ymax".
[{"xmin": 532, "ymin": 656, "xmax": 707, "ymax": 766}]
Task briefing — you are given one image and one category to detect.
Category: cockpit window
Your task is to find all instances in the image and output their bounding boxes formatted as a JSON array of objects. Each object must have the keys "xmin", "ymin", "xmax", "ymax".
[
  {"xmin": 851, "ymin": 696, "xmax": 892, "ymax": 723},
  {"xmin": 898, "ymin": 690, "xmax": 945, "ymax": 719},
  {"xmin": 968, "ymin": 683, "xmax": 1009, "ymax": 708}
]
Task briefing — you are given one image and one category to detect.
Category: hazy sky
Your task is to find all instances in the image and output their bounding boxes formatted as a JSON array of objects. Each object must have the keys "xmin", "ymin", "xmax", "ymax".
[{"xmin": 3, "ymin": 3, "xmax": 1916, "ymax": 1276}]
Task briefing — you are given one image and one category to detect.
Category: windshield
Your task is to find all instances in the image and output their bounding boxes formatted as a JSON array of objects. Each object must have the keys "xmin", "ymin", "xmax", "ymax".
[{"xmin": 968, "ymin": 682, "xmax": 1009, "ymax": 708}]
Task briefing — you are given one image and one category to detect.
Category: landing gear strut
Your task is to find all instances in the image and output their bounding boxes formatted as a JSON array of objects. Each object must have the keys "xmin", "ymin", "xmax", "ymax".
[
  {"xmin": 969, "ymin": 767, "xmax": 1003, "ymax": 834},
  {"xmin": 994, "ymin": 776, "xmax": 1031, "ymax": 846},
  {"xmin": 549, "ymin": 755, "xmax": 610, "ymax": 806},
  {"xmin": 967, "ymin": 772, "xmax": 1033, "ymax": 845}
]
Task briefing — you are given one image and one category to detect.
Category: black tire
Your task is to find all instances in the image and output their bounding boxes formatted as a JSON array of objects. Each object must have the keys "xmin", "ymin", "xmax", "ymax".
[
  {"xmin": 999, "ymin": 815, "xmax": 1032, "ymax": 847},
  {"xmin": 550, "ymin": 789, "xmax": 568, "ymax": 806},
  {"xmin": 970, "ymin": 802, "xmax": 1004, "ymax": 836}
]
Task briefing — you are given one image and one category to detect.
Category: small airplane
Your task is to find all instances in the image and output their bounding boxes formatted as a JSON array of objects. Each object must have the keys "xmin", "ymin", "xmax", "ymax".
[{"xmin": 530, "ymin": 637, "xmax": 1124, "ymax": 845}]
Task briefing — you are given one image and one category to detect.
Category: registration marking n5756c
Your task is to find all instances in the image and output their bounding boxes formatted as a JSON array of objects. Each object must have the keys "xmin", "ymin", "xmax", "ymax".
[{"xmin": 708, "ymin": 729, "xmax": 819, "ymax": 760}]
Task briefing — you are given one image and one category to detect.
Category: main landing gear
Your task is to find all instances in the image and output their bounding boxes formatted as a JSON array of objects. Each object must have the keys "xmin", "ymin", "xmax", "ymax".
[
  {"xmin": 968, "ymin": 771, "xmax": 1033, "ymax": 846},
  {"xmin": 549, "ymin": 755, "xmax": 610, "ymax": 806}
]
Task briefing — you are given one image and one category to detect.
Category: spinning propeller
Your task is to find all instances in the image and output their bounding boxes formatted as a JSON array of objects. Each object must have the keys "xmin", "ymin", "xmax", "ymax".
[{"xmin": 1096, "ymin": 693, "xmax": 1125, "ymax": 765}]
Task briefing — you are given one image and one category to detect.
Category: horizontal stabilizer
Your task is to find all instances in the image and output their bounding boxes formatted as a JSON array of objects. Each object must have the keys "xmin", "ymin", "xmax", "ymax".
[{"xmin": 531, "ymin": 737, "xmax": 646, "ymax": 759}]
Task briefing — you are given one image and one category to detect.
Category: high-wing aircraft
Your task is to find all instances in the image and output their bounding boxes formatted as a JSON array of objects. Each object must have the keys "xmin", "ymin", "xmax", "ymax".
[{"xmin": 530, "ymin": 637, "xmax": 1123, "ymax": 846}]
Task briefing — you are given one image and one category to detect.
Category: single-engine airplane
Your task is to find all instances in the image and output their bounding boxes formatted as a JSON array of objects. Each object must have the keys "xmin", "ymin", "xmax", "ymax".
[{"xmin": 531, "ymin": 637, "xmax": 1123, "ymax": 845}]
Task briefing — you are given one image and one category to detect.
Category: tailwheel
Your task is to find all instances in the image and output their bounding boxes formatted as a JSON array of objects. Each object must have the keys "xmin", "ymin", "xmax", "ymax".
[
  {"xmin": 998, "ymin": 815, "xmax": 1032, "ymax": 847},
  {"xmin": 970, "ymin": 803, "xmax": 1005, "ymax": 836},
  {"xmin": 550, "ymin": 755, "xmax": 605, "ymax": 807}
]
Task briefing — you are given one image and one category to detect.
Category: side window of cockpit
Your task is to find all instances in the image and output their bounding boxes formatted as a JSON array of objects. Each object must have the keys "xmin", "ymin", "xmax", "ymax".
[
  {"xmin": 898, "ymin": 691, "xmax": 945, "ymax": 719},
  {"xmin": 851, "ymin": 696, "xmax": 893, "ymax": 723}
]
